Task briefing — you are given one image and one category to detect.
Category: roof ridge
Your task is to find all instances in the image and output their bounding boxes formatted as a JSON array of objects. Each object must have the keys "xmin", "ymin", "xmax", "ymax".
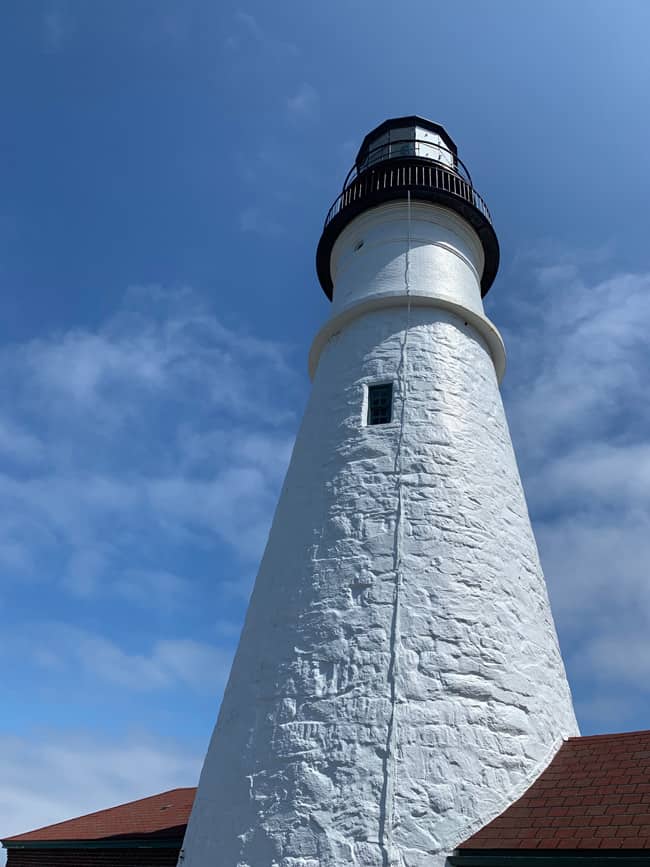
[{"xmin": 566, "ymin": 728, "xmax": 650, "ymax": 742}]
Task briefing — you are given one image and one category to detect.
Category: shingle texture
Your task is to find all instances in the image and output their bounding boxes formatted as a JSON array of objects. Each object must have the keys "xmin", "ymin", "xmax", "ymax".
[
  {"xmin": 459, "ymin": 730, "xmax": 650, "ymax": 851},
  {"xmin": 3, "ymin": 788, "xmax": 195, "ymax": 843}
]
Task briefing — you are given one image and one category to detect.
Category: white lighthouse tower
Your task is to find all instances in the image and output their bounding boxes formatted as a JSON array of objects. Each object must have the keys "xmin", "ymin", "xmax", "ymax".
[{"xmin": 180, "ymin": 117, "xmax": 578, "ymax": 866}]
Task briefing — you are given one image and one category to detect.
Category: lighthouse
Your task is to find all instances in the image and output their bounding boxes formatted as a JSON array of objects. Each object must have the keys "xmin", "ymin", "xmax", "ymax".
[{"xmin": 180, "ymin": 117, "xmax": 579, "ymax": 866}]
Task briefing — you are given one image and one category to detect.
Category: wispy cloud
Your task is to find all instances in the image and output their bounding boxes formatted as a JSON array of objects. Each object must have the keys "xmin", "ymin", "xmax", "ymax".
[
  {"xmin": 42, "ymin": 1, "xmax": 73, "ymax": 53},
  {"xmin": 286, "ymin": 83, "xmax": 320, "ymax": 122},
  {"xmin": 0, "ymin": 419, "xmax": 43, "ymax": 464},
  {"xmin": 235, "ymin": 139, "xmax": 316, "ymax": 235},
  {"xmin": 3, "ymin": 621, "xmax": 233, "ymax": 698},
  {"xmin": 499, "ymin": 251, "xmax": 650, "ymax": 732},
  {"xmin": 234, "ymin": 10, "xmax": 265, "ymax": 42},
  {"xmin": 113, "ymin": 568, "xmax": 192, "ymax": 609},
  {"xmin": 0, "ymin": 731, "xmax": 200, "ymax": 843},
  {"xmin": 239, "ymin": 206, "xmax": 285, "ymax": 237},
  {"xmin": 0, "ymin": 286, "xmax": 300, "ymax": 598},
  {"xmin": 224, "ymin": 11, "xmax": 298, "ymax": 58}
]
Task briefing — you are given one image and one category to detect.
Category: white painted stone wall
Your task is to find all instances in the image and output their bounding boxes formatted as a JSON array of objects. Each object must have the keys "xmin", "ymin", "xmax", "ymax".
[
  {"xmin": 330, "ymin": 203, "xmax": 485, "ymax": 319},
  {"xmin": 180, "ymin": 201, "xmax": 578, "ymax": 867}
]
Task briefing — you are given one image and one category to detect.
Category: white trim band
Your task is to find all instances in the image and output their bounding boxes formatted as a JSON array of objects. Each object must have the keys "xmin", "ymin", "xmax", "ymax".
[{"xmin": 309, "ymin": 292, "xmax": 506, "ymax": 383}]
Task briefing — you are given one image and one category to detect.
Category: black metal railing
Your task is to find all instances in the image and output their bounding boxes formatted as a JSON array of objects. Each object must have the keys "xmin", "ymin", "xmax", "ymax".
[{"xmin": 324, "ymin": 158, "xmax": 493, "ymax": 229}]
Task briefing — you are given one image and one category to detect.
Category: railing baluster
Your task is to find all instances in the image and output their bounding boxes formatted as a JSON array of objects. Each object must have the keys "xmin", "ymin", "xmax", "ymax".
[{"xmin": 323, "ymin": 157, "xmax": 493, "ymax": 231}]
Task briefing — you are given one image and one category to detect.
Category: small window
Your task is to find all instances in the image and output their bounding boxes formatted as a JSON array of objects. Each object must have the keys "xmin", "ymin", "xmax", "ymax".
[{"xmin": 367, "ymin": 383, "xmax": 393, "ymax": 426}]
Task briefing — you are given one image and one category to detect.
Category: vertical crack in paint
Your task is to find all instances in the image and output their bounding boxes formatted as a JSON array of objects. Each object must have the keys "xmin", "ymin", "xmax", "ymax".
[{"xmin": 379, "ymin": 192, "xmax": 412, "ymax": 867}]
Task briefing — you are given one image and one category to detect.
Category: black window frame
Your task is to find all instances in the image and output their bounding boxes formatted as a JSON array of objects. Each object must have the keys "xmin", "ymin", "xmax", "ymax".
[{"xmin": 367, "ymin": 382, "xmax": 393, "ymax": 426}]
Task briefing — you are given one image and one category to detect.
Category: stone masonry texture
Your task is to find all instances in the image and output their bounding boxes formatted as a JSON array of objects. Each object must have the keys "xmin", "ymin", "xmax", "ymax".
[{"xmin": 180, "ymin": 304, "xmax": 578, "ymax": 867}]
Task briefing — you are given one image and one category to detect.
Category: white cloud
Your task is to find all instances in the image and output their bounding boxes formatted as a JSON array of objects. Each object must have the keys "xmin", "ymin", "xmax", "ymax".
[
  {"xmin": 0, "ymin": 420, "xmax": 43, "ymax": 464},
  {"xmin": 574, "ymin": 631, "xmax": 650, "ymax": 688},
  {"xmin": 499, "ymin": 252, "xmax": 650, "ymax": 731},
  {"xmin": 0, "ymin": 731, "xmax": 200, "ymax": 846},
  {"xmin": 64, "ymin": 546, "xmax": 111, "ymax": 597},
  {"xmin": 536, "ymin": 514, "xmax": 650, "ymax": 629},
  {"xmin": 287, "ymin": 83, "xmax": 319, "ymax": 121},
  {"xmin": 113, "ymin": 568, "xmax": 191, "ymax": 609},
  {"xmin": 0, "ymin": 286, "xmax": 300, "ymax": 596},
  {"xmin": 19, "ymin": 624, "xmax": 233, "ymax": 696}
]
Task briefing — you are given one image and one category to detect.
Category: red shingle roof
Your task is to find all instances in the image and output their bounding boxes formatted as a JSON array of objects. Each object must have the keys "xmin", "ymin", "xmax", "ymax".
[
  {"xmin": 3, "ymin": 788, "xmax": 196, "ymax": 843},
  {"xmin": 460, "ymin": 730, "xmax": 650, "ymax": 851}
]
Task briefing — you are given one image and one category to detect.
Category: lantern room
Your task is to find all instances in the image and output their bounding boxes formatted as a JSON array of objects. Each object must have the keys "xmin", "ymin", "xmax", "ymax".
[
  {"xmin": 316, "ymin": 115, "xmax": 499, "ymax": 301},
  {"xmin": 355, "ymin": 116, "xmax": 458, "ymax": 173}
]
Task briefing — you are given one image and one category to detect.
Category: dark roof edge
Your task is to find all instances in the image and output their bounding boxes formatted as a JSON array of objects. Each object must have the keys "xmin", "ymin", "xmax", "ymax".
[
  {"xmin": 355, "ymin": 116, "xmax": 457, "ymax": 165},
  {"xmin": 2, "ymin": 837, "xmax": 184, "ymax": 851},
  {"xmin": 450, "ymin": 851, "xmax": 650, "ymax": 866}
]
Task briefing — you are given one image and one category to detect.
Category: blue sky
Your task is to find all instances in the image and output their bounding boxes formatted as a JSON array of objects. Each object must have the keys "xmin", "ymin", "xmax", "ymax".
[{"xmin": 2, "ymin": 0, "xmax": 650, "ymax": 846}]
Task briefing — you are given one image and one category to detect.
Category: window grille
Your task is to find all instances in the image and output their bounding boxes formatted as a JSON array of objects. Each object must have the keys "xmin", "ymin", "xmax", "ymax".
[{"xmin": 367, "ymin": 383, "xmax": 393, "ymax": 426}]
